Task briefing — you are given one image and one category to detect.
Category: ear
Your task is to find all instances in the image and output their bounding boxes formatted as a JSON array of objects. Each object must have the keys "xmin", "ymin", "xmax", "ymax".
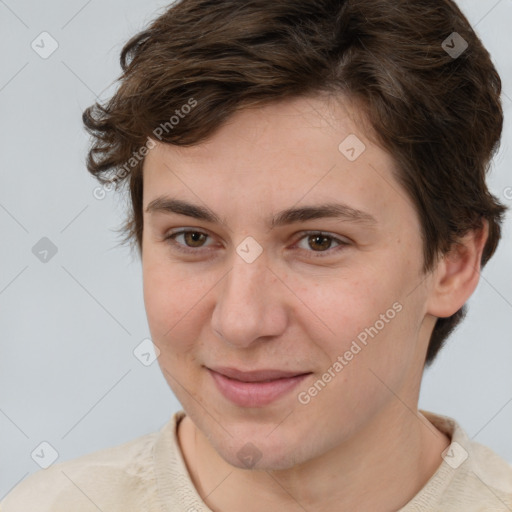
[{"xmin": 426, "ymin": 220, "xmax": 489, "ymax": 318}]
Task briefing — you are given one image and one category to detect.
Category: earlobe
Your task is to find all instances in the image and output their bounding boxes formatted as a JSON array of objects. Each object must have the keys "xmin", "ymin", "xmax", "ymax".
[{"xmin": 426, "ymin": 220, "xmax": 489, "ymax": 318}]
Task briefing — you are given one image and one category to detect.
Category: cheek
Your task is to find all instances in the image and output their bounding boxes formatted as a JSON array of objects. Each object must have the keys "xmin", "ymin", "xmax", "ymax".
[
  {"xmin": 297, "ymin": 266, "xmax": 414, "ymax": 368},
  {"xmin": 142, "ymin": 256, "xmax": 208, "ymax": 345},
  {"xmin": 143, "ymin": 272, "xmax": 206, "ymax": 388},
  {"xmin": 295, "ymin": 270, "xmax": 387, "ymax": 340},
  {"xmin": 295, "ymin": 280, "xmax": 416, "ymax": 426}
]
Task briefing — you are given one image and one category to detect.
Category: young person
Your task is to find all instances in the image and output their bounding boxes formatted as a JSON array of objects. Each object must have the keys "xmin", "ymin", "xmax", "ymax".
[{"xmin": 3, "ymin": 0, "xmax": 511, "ymax": 510}]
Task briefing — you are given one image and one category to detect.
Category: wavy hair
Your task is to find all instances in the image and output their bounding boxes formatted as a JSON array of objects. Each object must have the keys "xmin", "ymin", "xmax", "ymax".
[{"xmin": 82, "ymin": 0, "xmax": 508, "ymax": 365}]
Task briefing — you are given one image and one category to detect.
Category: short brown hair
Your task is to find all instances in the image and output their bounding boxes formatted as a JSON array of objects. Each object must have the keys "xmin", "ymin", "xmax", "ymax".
[{"xmin": 82, "ymin": 0, "xmax": 508, "ymax": 366}]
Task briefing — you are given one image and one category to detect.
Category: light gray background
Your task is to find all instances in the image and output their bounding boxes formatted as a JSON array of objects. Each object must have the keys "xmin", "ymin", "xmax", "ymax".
[{"xmin": 0, "ymin": 0, "xmax": 511, "ymax": 499}]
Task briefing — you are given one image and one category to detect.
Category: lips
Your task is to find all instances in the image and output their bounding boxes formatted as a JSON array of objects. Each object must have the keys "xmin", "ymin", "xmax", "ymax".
[
  {"xmin": 206, "ymin": 366, "xmax": 313, "ymax": 407},
  {"xmin": 209, "ymin": 366, "xmax": 311, "ymax": 382}
]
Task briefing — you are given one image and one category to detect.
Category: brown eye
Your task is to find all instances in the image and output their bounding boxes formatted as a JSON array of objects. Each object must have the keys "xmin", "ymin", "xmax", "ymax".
[
  {"xmin": 295, "ymin": 231, "xmax": 350, "ymax": 258},
  {"xmin": 164, "ymin": 229, "xmax": 214, "ymax": 254},
  {"xmin": 183, "ymin": 231, "xmax": 207, "ymax": 247},
  {"xmin": 307, "ymin": 234, "xmax": 333, "ymax": 251}
]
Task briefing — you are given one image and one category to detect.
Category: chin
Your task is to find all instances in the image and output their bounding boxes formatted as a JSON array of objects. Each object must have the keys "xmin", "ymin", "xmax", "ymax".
[
  {"xmin": 205, "ymin": 421, "xmax": 314, "ymax": 472},
  {"xmin": 180, "ymin": 393, "xmax": 331, "ymax": 470},
  {"xmin": 220, "ymin": 441, "xmax": 309, "ymax": 472}
]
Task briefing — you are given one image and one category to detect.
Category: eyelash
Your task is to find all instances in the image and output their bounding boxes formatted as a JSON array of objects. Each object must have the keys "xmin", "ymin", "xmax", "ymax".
[{"xmin": 163, "ymin": 229, "xmax": 350, "ymax": 258}]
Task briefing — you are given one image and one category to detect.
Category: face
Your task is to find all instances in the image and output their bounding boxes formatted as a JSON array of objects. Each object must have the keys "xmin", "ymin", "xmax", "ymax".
[{"xmin": 141, "ymin": 95, "xmax": 436, "ymax": 471}]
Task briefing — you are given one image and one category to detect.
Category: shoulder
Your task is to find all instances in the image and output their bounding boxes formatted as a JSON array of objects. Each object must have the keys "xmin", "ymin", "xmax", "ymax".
[
  {"xmin": 419, "ymin": 410, "xmax": 512, "ymax": 510},
  {"xmin": 469, "ymin": 439, "xmax": 512, "ymax": 495},
  {"xmin": 452, "ymin": 440, "xmax": 512, "ymax": 511},
  {"xmin": 0, "ymin": 428, "xmax": 162, "ymax": 512}
]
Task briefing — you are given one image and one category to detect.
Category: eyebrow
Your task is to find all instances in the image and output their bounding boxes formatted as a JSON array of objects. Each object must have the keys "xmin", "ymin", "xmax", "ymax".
[{"xmin": 145, "ymin": 196, "xmax": 378, "ymax": 229}]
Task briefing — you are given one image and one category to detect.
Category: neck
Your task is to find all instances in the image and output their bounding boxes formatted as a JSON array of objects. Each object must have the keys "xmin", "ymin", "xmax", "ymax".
[{"xmin": 178, "ymin": 404, "xmax": 450, "ymax": 512}]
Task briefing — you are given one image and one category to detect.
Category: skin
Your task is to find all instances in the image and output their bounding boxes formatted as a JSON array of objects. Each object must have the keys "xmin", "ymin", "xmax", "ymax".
[{"xmin": 141, "ymin": 94, "xmax": 488, "ymax": 511}]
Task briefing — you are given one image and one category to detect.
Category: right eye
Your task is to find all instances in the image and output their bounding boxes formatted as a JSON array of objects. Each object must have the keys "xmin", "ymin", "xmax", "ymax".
[{"xmin": 164, "ymin": 229, "xmax": 215, "ymax": 254}]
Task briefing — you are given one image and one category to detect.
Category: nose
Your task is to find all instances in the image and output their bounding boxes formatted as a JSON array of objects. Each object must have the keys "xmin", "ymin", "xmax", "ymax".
[{"xmin": 210, "ymin": 251, "xmax": 288, "ymax": 349}]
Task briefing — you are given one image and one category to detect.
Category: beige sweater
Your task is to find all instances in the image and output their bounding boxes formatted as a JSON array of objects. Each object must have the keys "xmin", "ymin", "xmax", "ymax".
[{"xmin": 2, "ymin": 410, "xmax": 511, "ymax": 511}]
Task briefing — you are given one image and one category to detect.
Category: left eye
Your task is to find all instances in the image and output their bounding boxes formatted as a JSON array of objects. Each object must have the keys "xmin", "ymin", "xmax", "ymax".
[{"xmin": 294, "ymin": 232, "xmax": 348, "ymax": 255}]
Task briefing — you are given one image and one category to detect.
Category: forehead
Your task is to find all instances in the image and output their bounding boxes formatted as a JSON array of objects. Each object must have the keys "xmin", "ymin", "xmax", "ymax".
[
  {"xmin": 142, "ymin": 95, "xmax": 418, "ymax": 233},
  {"xmin": 146, "ymin": 95, "xmax": 368, "ymax": 168}
]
